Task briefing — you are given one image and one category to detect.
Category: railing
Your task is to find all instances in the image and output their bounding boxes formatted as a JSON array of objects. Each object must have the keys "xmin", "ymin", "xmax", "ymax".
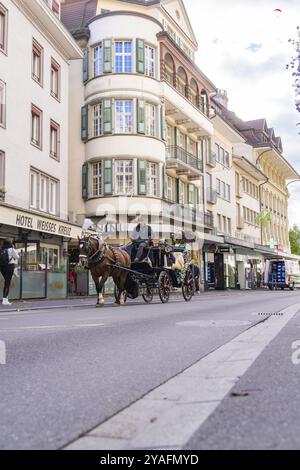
[
  {"xmin": 161, "ymin": 62, "xmax": 208, "ymax": 116},
  {"xmin": 204, "ymin": 211, "xmax": 214, "ymax": 227},
  {"xmin": 166, "ymin": 146, "xmax": 203, "ymax": 172},
  {"xmin": 162, "ymin": 200, "xmax": 205, "ymax": 227},
  {"xmin": 206, "ymin": 188, "xmax": 217, "ymax": 204},
  {"xmin": 206, "ymin": 152, "xmax": 217, "ymax": 167}
]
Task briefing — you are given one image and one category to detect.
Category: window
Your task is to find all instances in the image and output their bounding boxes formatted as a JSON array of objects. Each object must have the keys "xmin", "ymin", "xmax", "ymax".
[
  {"xmin": 51, "ymin": 0, "xmax": 60, "ymax": 17},
  {"xmin": 50, "ymin": 120, "xmax": 60, "ymax": 160},
  {"xmin": 31, "ymin": 105, "xmax": 42, "ymax": 148},
  {"xmin": 93, "ymin": 43, "xmax": 103, "ymax": 77},
  {"xmin": 92, "ymin": 162, "xmax": 102, "ymax": 196},
  {"xmin": 0, "ymin": 79, "xmax": 5, "ymax": 127},
  {"xmin": 178, "ymin": 180, "xmax": 185, "ymax": 204},
  {"xmin": 115, "ymin": 100, "xmax": 133, "ymax": 133},
  {"xmin": 0, "ymin": 150, "xmax": 4, "ymax": 188},
  {"xmin": 145, "ymin": 44, "xmax": 155, "ymax": 78},
  {"xmin": 145, "ymin": 103, "xmax": 156, "ymax": 137},
  {"xmin": 0, "ymin": 3, "xmax": 7, "ymax": 54},
  {"xmin": 30, "ymin": 168, "xmax": 58, "ymax": 215},
  {"xmin": 115, "ymin": 160, "xmax": 133, "ymax": 195},
  {"xmin": 115, "ymin": 41, "xmax": 132, "ymax": 73},
  {"xmin": 147, "ymin": 162, "xmax": 158, "ymax": 197},
  {"xmin": 51, "ymin": 59, "xmax": 60, "ymax": 99},
  {"xmin": 93, "ymin": 103, "xmax": 102, "ymax": 137},
  {"xmin": 215, "ymin": 143, "xmax": 220, "ymax": 162},
  {"xmin": 32, "ymin": 39, "xmax": 43, "ymax": 85}
]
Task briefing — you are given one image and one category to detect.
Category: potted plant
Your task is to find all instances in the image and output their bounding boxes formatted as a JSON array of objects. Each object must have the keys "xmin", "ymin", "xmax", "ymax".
[{"xmin": 0, "ymin": 187, "xmax": 6, "ymax": 201}]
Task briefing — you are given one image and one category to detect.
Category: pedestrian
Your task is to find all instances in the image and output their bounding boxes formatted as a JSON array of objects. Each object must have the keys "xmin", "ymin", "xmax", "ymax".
[{"xmin": 0, "ymin": 239, "xmax": 19, "ymax": 306}]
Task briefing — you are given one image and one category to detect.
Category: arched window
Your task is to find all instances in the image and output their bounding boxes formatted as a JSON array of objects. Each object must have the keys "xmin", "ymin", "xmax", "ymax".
[
  {"xmin": 164, "ymin": 53, "xmax": 175, "ymax": 86},
  {"xmin": 177, "ymin": 66, "xmax": 188, "ymax": 98},
  {"xmin": 200, "ymin": 90, "xmax": 208, "ymax": 115},
  {"xmin": 190, "ymin": 78, "xmax": 199, "ymax": 108}
]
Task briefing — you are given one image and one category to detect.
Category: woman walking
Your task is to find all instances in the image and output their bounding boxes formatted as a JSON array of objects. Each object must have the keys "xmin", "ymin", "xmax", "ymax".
[{"xmin": 0, "ymin": 240, "xmax": 19, "ymax": 306}]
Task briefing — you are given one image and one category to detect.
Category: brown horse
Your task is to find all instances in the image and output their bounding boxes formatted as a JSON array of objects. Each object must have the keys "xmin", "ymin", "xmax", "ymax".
[{"xmin": 78, "ymin": 236, "xmax": 131, "ymax": 306}]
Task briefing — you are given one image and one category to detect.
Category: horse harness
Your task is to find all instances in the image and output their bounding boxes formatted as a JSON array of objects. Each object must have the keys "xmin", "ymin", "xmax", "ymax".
[{"xmin": 85, "ymin": 239, "xmax": 121, "ymax": 270}]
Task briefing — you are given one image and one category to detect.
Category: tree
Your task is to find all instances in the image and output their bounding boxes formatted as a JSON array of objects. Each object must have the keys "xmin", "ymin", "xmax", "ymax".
[
  {"xmin": 287, "ymin": 27, "xmax": 300, "ymax": 131},
  {"xmin": 289, "ymin": 225, "xmax": 300, "ymax": 255},
  {"xmin": 256, "ymin": 210, "xmax": 272, "ymax": 228}
]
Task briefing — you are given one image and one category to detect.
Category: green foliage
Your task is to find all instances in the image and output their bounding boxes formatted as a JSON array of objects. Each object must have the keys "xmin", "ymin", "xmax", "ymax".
[
  {"xmin": 256, "ymin": 210, "xmax": 272, "ymax": 227},
  {"xmin": 289, "ymin": 225, "xmax": 300, "ymax": 255}
]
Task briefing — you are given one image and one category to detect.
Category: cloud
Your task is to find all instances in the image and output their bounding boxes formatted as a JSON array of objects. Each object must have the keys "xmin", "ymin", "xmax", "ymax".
[{"xmin": 246, "ymin": 43, "xmax": 263, "ymax": 53}]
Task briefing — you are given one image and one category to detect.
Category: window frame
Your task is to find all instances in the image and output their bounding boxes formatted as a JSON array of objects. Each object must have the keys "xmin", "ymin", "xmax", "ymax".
[
  {"xmin": 114, "ymin": 99, "xmax": 133, "ymax": 134},
  {"xmin": 29, "ymin": 168, "xmax": 59, "ymax": 215},
  {"xmin": 145, "ymin": 44, "xmax": 156, "ymax": 78},
  {"xmin": 92, "ymin": 161, "xmax": 103, "ymax": 197},
  {"xmin": 0, "ymin": 3, "xmax": 8, "ymax": 55},
  {"xmin": 50, "ymin": 58, "xmax": 61, "ymax": 101},
  {"xmin": 114, "ymin": 40, "xmax": 132, "ymax": 74},
  {"xmin": 31, "ymin": 104, "xmax": 43, "ymax": 150},
  {"xmin": 114, "ymin": 159, "xmax": 134, "ymax": 195},
  {"xmin": 145, "ymin": 102, "xmax": 156, "ymax": 137},
  {"xmin": 50, "ymin": 119, "xmax": 60, "ymax": 161},
  {"xmin": 0, "ymin": 79, "xmax": 6, "ymax": 128},
  {"xmin": 0, "ymin": 150, "xmax": 5, "ymax": 188},
  {"xmin": 92, "ymin": 102, "xmax": 103, "ymax": 137},
  {"xmin": 93, "ymin": 42, "xmax": 103, "ymax": 77},
  {"xmin": 32, "ymin": 38, "xmax": 44, "ymax": 87},
  {"xmin": 147, "ymin": 162, "xmax": 158, "ymax": 197}
]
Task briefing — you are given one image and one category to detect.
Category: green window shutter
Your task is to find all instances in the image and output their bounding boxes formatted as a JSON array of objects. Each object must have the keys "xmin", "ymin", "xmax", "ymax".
[
  {"xmin": 160, "ymin": 104, "xmax": 167, "ymax": 141},
  {"xmin": 83, "ymin": 48, "xmax": 89, "ymax": 82},
  {"xmin": 175, "ymin": 179, "xmax": 180, "ymax": 203},
  {"xmin": 103, "ymin": 39, "xmax": 112, "ymax": 73},
  {"xmin": 81, "ymin": 105, "xmax": 89, "ymax": 142},
  {"xmin": 103, "ymin": 99, "xmax": 112, "ymax": 134},
  {"xmin": 136, "ymin": 38, "xmax": 145, "ymax": 74},
  {"xmin": 82, "ymin": 163, "xmax": 89, "ymax": 200},
  {"xmin": 104, "ymin": 160, "xmax": 113, "ymax": 195},
  {"xmin": 162, "ymin": 164, "xmax": 168, "ymax": 199},
  {"xmin": 137, "ymin": 100, "xmax": 145, "ymax": 134},
  {"xmin": 138, "ymin": 160, "xmax": 147, "ymax": 195}
]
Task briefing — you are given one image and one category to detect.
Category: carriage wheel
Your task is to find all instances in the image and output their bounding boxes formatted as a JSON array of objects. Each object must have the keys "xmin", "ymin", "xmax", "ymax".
[
  {"xmin": 182, "ymin": 268, "xmax": 195, "ymax": 302},
  {"xmin": 142, "ymin": 287, "xmax": 154, "ymax": 304},
  {"xmin": 158, "ymin": 271, "xmax": 171, "ymax": 304},
  {"xmin": 114, "ymin": 285, "xmax": 128, "ymax": 304}
]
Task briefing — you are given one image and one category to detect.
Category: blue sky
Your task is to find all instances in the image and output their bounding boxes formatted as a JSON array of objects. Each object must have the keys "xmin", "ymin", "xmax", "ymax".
[{"xmin": 186, "ymin": 0, "xmax": 300, "ymax": 227}]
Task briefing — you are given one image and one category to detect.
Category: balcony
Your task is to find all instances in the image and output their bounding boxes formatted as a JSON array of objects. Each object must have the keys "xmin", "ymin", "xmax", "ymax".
[
  {"xmin": 162, "ymin": 200, "xmax": 204, "ymax": 228},
  {"xmin": 204, "ymin": 211, "xmax": 214, "ymax": 228},
  {"xmin": 166, "ymin": 146, "xmax": 203, "ymax": 179},
  {"xmin": 206, "ymin": 152, "xmax": 217, "ymax": 168},
  {"xmin": 206, "ymin": 188, "xmax": 217, "ymax": 204}
]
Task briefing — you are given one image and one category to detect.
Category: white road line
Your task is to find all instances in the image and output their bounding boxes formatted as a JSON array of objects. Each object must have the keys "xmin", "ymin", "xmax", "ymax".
[
  {"xmin": 0, "ymin": 323, "xmax": 105, "ymax": 332},
  {"xmin": 64, "ymin": 302, "xmax": 300, "ymax": 451}
]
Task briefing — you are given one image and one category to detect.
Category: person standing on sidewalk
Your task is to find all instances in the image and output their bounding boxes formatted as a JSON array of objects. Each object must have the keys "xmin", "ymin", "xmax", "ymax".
[{"xmin": 0, "ymin": 240, "xmax": 19, "ymax": 306}]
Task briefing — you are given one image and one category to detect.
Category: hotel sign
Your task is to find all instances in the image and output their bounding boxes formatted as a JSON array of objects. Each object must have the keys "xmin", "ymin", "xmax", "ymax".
[{"xmin": 0, "ymin": 205, "xmax": 81, "ymax": 239}]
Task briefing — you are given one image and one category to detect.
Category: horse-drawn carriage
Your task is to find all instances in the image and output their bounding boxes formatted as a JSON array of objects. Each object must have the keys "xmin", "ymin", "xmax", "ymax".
[
  {"xmin": 78, "ymin": 234, "xmax": 195, "ymax": 306},
  {"xmin": 114, "ymin": 242, "xmax": 195, "ymax": 304}
]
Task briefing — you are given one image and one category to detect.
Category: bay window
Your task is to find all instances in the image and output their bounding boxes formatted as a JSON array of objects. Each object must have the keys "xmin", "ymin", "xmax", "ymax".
[
  {"xmin": 115, "ymin": 160, "xmax": 133, "ymax": 195},
  {"xmin": 145, "ymin": 103, "xmax": 156, "ymax": 137},
  {"xmin": 115, "ymin": 100, "xmax": 133, "ymax": 133},
  {"xmin": 115, "ymin": 41, "xmax": 132, "ymax": 73},
  {"xmin": 147, "ymin": 162, "xmax": 158, "ymax": 197},
  {"xmin": 93, "ymin": 43, "xmax": 103, "ymax": 77},
  {"xmin": 145, "ymin": 44, "xmax": 155, "ymax": 78},
  {"xmin": 93, "ymin": 103, "xmax": 102, "ymax": 137},
  {"xmin": 92, "ymin": 162, "xmax": 102, "ymax": 197}
]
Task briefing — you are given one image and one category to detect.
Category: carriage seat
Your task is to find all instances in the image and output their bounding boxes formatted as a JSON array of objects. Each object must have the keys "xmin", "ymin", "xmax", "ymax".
[{"xmin": 169, "ymin": 252, "xmax": 185, "ymax": 271}]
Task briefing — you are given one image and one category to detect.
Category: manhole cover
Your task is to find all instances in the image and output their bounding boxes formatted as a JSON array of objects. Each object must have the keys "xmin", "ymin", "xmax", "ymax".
[{"xmin": 176, "ymin": 320, "xmax": 252, "ymax": 328}]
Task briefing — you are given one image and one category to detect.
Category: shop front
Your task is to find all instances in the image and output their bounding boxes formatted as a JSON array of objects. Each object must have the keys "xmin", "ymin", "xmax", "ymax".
[{"xmin": 0, "ymin": 204, "xmax": 83, "ymax": 300}]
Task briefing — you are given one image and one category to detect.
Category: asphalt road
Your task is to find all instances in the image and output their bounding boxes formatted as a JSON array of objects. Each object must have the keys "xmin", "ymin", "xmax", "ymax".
[{"xmin": 0, "ymin": 290, "xmax": 300, "ymax": 450}]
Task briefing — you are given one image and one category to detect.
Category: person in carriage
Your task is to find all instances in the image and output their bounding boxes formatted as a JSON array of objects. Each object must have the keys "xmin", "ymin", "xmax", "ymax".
[{"xmin": 129, "ymin": 220, "xmax": 155, "ymax": 263}]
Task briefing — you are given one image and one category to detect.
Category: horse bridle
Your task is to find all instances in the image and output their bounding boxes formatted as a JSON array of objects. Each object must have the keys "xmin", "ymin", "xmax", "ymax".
[{"xmin": 80, "ymin": 237, "xmax": 117, "ymax": 267}]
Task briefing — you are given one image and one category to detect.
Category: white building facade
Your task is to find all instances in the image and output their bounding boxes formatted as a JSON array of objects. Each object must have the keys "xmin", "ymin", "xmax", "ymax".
[{"xmin": 0, "ymin": 0, "xmax": 82, "ymax": 299}]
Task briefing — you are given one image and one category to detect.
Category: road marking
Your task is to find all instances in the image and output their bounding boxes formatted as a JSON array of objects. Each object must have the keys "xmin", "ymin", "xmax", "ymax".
[
  {"xmin": 0, "ymin": 323, "xmax": 105, "ymax": 332},
  {"xmin": 64, "ymin": 302, "xmax": 300, "ymax": 451},
  {"xmin": 176, "ymin": 320, "xmax": 252, "ymax": 328}
]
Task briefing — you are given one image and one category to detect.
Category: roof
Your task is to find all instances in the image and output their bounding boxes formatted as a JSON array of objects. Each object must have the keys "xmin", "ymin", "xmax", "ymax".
[{"xmin": 61, "ymin": 0, "xmax": 97, "ymax": 33}]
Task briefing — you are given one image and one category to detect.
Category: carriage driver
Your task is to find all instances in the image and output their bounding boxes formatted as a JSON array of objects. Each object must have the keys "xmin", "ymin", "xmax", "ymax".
[{"xmin": 131, "ymin": 220, "xmax": 154, "ymax": 263}]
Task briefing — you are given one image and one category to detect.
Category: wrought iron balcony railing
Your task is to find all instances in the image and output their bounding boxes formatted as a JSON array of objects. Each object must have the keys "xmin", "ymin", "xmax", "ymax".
[{"xmin": 166, "ymin": 146, "xmax": 203, "ymax": 173}]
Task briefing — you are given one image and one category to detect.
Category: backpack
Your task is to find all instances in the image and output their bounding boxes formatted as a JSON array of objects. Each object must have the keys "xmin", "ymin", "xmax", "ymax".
[{"xmin": 0, "ymin": 248, "xmax": 9, "ymax": 269}]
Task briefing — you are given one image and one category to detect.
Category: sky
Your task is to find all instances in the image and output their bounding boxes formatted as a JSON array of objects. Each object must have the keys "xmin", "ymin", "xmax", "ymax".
[{"xmin": 185, "ymin": 0, "xmax": 300, "ymax": 227}]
